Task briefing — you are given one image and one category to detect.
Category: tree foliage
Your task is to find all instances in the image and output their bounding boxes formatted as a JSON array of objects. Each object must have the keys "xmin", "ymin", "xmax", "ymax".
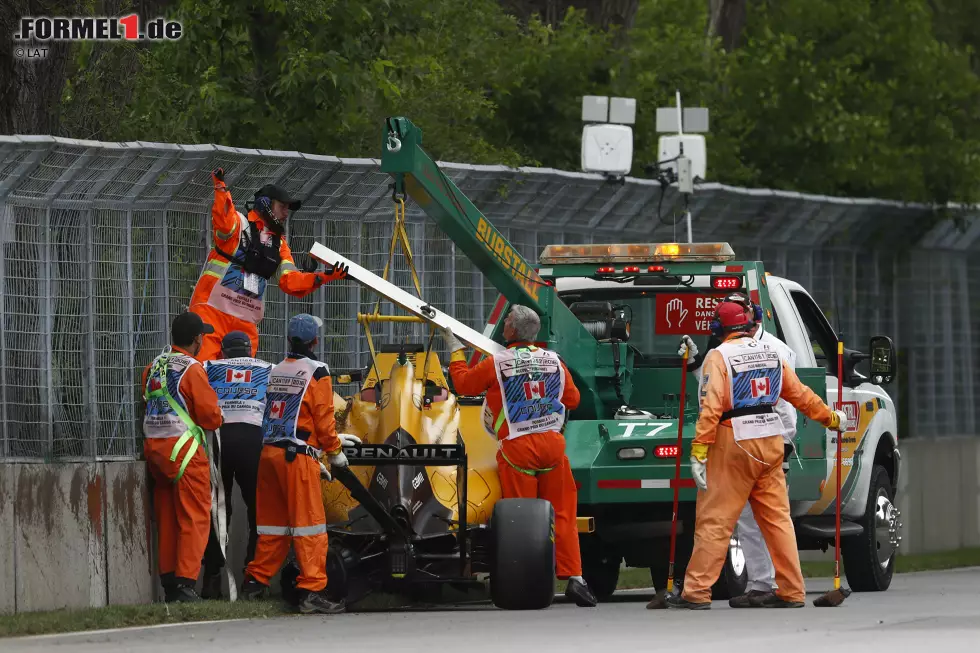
[{"xmin": 35, "ymin": 0, "xmax": 980, "ymax": 203}]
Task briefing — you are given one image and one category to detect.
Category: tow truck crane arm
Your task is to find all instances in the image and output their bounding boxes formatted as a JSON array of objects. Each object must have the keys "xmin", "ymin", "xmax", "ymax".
[{"xmin": 379, "ymin": 117, "xmax": 613, "ymax": 418}]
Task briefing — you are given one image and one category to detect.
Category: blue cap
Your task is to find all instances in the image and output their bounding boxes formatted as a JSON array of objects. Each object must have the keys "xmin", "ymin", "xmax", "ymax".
[{"xmin": 287, "ymin": 313, "xmax": 323, "ymax": 344}]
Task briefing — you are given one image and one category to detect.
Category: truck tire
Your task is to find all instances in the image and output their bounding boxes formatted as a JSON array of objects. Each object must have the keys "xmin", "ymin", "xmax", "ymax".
[
  {"xmin": 712, "ymin": 536, "xmax": 748, "ymax": 600},
  {"xmin": 582, "ymin": 554, "xmax": 620, "ymax": 602},
  {"xmin": 649, "ymin": 534, "xmax": 745, "ymax": 600},
  {"xmin": 489, "ymin": 498, "xmax": 556, "ymax": 610},
  {"xmin": 842, "ymin": 464, "xmax": 897, "ymax": 592}
]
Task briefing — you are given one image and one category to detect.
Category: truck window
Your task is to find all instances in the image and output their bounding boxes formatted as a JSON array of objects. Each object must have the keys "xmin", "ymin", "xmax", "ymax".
[
  {"xmin": 789, "ymin": 290, "xmax": 839, "ymax": 375},
  {"xmin": 770, "ymin": 303, "xmax": 788, "ymax": 343},
  {"xmin": 558, "ymin": 288, "xmax": 727, "ymax": 367}
]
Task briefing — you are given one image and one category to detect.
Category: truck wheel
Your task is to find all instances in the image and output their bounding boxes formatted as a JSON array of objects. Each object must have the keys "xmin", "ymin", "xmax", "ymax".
[
  {"xmin": 280, "ymin": 560, "xmax": 300, "ymax": 606},
  {"xmin": 842, "ymin": 464, "xmax": 898, "ymax": 592},
  {"xmin": 582, "ymin": 552, "xmax": 620, "ymax": 602},
  {"xmin": 489, "ymin": 498, "xmax": 556, "ymax": 610},
  {"xmin": 711, "ymin": 535, "xmax": 748, "ymax": 600}
]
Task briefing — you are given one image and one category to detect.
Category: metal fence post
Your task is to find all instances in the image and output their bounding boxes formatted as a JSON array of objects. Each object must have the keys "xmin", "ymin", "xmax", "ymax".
[
  {"xmin": 42, "ymin": 206, "xmax": 54, "ymax": 459},
  {"xmin": 0, "ymin": 204, "xmax": 7, "ymax": 458},
  {"xmin": 124, "ymin": 209, "xmax": 136, "ymax": 457},
  {"xmin": 85, "ymin": 208, "xmax": 98, "ymax": 459}
]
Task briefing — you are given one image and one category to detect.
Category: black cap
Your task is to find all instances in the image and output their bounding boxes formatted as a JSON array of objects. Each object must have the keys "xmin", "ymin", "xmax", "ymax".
[
  {"xmin": 171, "ymin": 311, "xmax": 215, "ymax": 347},
  {"xmin": 221, "ymin": 330, "xmax": 252, "ymax": 358},
  {"xmin": 255, "ymin": 184, "xmax": 301, "ymax": 211}
]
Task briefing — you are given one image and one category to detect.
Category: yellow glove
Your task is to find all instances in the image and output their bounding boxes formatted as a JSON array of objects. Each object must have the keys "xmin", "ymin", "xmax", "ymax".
[
  {"xmin": 828, "ymin": 409, "xmax": 847, "ymax": 431},
  {"xmin": 690, "ymin": 442, "xmax": 709, "ymax": 463}
]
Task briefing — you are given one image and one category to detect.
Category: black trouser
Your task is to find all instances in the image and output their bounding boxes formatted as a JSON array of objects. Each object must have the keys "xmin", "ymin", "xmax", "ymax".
[{"xmin": 203, "ymin": 422, "xmax": 263, "ymax": 575}]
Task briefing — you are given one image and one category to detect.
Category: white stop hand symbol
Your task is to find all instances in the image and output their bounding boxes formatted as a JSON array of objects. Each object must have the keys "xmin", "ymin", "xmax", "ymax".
[{"xmin": 665, "ymin": 298, "xmax": 689, "ymax": 328}]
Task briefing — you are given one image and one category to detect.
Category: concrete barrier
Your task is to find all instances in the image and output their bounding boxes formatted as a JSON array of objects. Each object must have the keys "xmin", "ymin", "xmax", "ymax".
[{"xmin": 2, "ymin": 435, "xmax": 980, "ymax": 613}]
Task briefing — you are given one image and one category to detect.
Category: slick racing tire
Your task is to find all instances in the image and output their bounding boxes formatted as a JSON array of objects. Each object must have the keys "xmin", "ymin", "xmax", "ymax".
[
  {"xmin": 842, "ymin": 464, "xmax": 897, "ymax": 592},
  {"xmin": 489, "ymin": 498, "xmax": 556, "ymax": 610}
]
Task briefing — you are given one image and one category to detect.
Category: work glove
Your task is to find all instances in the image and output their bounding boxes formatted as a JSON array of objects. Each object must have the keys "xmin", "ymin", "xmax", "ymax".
[
  {"xmin": 677, "ymin": 335, "xmax": 698, "ymax": 359},
  {"xmin": 317, "ymin": 261, "xmax": 349, "ymax": 285},
  {"xmin": 829, "ymin": 409, "xmax": 848, "ymax": 432},
  {"xmin": 690, "ymin": 457, "xmax": 707, "ymax": 491},
  {"xmin": 442, "ymin": 328, "xmax": 465, "ymax": 353},
  {"xmin": 339, "ymin": 433, "xmax": 361, "ymax": 448},
  {"xmin": 212, "ymin": 168, "xmax": 225, "ymax": 185},
  {"xmin": 319, "ymin": 462, "xmax": 333, "ymax": 482},
  {"xmin": 328, "ymin": 450, "xmax": 349, "ymax": 469},
  {"xmin": 301, "ymin": 255, "xmax": 319, "ymax": 273}
]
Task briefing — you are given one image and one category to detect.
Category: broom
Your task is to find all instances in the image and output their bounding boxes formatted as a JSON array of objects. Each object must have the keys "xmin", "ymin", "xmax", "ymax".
[
  {"xmin": 647, "ymin": 347, "xmax": 690, "ymax": 610},
  {"xmin": 813, "ymin": 340, "xmax": 852, "ymax": 607}
]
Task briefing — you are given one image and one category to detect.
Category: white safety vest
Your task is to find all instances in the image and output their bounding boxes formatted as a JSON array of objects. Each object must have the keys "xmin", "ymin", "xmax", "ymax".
[
  {"xmin": 143, "ymin": 352, "xmax": 200, "ymax": 439},
  {"xmin": 204, "ymin": 357, "xmax": 274, "ymax": 427},
  {"xmin": 489, "ymin": 346, "xmax": 567, "ymax": 440},
  {"xmin": 715, "ymin": 337, "xmax": 786, "ymax": 442},
  {"xmin": 262, "ymin": 357, "xmax": 329, "ymax": 447}
]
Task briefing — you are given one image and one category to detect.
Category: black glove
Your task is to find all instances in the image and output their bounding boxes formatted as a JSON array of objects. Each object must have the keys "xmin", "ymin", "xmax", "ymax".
[
  {"xmin": 212, "ymin": 167, "xmax": 225, "ymax": 182},
  {"xmin": 783, "ymin": 442, "xmax": 795, "ymax": 463},
  {"xmin": 301, "ymin": 255, "xmax": 319, "ymax": 273}
]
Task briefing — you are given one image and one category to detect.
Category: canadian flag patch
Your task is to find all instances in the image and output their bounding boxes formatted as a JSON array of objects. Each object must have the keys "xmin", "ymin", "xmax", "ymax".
[
  {"xmin": 268, "ymin": 400, "xmax": 286, "ymax": 420},
  {"xmin": 750, "ymin": 377, "xmax": 770, "ymax": 398},
  {"xmin": 523, "ymin": 380, "xmax": 546, "ymax": 400},
  {"xmin": 225, "ymin": 369, "xmax": 252, "ymax": 383}
]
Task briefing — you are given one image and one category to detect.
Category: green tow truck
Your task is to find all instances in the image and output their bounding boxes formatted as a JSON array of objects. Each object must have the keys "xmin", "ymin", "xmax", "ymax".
[{"xmin": 372, "ymin": 117, "xmax": 903, "ymax": 602}]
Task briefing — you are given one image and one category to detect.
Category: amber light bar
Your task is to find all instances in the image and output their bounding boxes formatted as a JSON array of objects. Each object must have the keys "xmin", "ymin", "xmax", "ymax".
[{"xmin": 539, "ymin": 242, "xmax": 736, "ymax": 264}]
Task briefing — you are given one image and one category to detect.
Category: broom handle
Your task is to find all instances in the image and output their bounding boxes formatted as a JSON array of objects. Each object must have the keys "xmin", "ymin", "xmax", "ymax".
[
  {"xmin": 666, "ymin": 349, "xmax": 690, "ymax": 593},
  {"xmin": 835, "ymin": 340, "xmax": 844, "ymax": 590}
]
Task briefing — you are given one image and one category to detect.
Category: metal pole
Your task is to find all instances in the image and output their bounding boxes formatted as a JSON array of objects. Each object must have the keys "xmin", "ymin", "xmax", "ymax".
[
  {"xmin": 124, "ymin": 209, "xmax": 136, "ymax": 457},
  {"xmin": 686, "ymin": 209, "xmax": 693, "ymax": 244},
  {"xmin": 86, "ymin": 209, "xmax": 99, "ymax": 459},
  {"xmin": 43, "ymin": 207, "xmax": 54, "ymax": 458},
  {"xmin": 0, "ymin": 204, "xmax": 8, "ymax": 458},
  {"xmin": 160, "ymin": 209, "xmax": 171, "ymax": 347}
]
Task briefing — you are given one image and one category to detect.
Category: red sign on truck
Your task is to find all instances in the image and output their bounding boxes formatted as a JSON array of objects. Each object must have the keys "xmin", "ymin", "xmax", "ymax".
[{"xmin": 655, "ymin": 293, "xmax": 729, "ymax": 334}]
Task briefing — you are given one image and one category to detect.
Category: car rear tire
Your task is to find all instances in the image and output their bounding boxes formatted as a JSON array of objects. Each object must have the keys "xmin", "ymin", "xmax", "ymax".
[
  {"xmin": 489, "ymin": 498, "xmax": 556, "ymax": 610},
  {"xmin": 842, "ymin": 464, "xmax": 897, "ymax": 592}
]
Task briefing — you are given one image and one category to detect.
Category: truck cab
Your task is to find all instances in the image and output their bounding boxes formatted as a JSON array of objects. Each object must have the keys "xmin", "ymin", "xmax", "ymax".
[{"xmin": 526, "ymin": 241, "xmax": 902, "ymax": 600}]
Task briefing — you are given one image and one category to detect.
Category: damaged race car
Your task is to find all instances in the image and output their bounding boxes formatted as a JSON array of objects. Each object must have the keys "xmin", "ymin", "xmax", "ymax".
[{"xmin": 281, "ymin": 344, "xmax": 559, "ymax": 610}]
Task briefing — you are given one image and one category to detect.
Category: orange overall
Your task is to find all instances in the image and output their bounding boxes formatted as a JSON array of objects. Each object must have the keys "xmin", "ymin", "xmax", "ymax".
[
  {"xmin": 682, "ymin": 334, "xmax": 835, "ymax": 604},
  {"xmin": 142, "ymin": 346, "xmax": 223, "ymax": 583},
  {"xmin": 449, "ymin": 343, "xmax": 583, "ymax": 579},
  {"xmin": 189, "ymin": 174, "xmax": 344, "ymax": 362},
  {"xmin": 245, "ymin": 356, "xmax": 342, "ymax": 592}
]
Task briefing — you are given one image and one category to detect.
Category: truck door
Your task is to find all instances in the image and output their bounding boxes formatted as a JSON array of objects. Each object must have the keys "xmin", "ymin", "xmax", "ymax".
[
  {"xmin": 786, "ymin": 289, "xmax": 883, "ymax": 518},
  {"xmin": 768, "ymin": 284, "xmax": 826, "ymax": 502}
]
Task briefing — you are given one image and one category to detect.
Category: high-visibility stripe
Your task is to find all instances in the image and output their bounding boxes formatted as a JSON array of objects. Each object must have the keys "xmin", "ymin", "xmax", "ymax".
[
  {"xmin": 596, "ymin": 479, "xmax": 674, "ymax": 490},
  {"xmin": 279, "ymin": 261, "xmax": 298, "ymax": 275},
  {"xmin": 216, "ymin": 227, "xmax": 237, "ymax": 241},
  {"xmin": 256, "ymin": 524, "xmax": 326, "ymax": 536}
]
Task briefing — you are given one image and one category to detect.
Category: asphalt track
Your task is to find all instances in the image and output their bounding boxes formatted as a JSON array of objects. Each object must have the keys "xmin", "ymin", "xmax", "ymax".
[{"xmin": 8, "ymin": 568, "xmax": 979, "ymax": 652}]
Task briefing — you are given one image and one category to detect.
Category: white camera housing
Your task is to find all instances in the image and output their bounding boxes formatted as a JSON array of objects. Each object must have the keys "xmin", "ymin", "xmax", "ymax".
[
  {"xmin": 658, "ymin": 134, "xmax": 706, "ymax": 181},
  {"xmin": 581, "ymin": 124, "xmax": 633, "ymax": 176}
]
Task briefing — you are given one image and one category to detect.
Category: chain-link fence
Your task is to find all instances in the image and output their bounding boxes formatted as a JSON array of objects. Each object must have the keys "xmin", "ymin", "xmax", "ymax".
[{"xmin": 1, "ymin": 136, "xmax": 978, "ymax": 460}]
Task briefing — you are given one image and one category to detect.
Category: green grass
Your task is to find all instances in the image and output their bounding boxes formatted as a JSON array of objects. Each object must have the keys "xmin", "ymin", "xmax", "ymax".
[
  {"xmin": 5, "ymin": 548, "xmax": 980, "ymax": 638},
  {"xmin": 0, "ymin": 600, "xmax": 294, "ymax": 639}
]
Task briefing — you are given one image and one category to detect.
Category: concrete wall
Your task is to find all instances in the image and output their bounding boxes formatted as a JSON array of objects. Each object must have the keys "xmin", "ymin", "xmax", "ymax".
[
  {"xmin": 0, "ymin": 462, "xmax": 154, "ymax": 614},
  {"xmin": 2, "ymin": 436, "xmax": 980, "ymax": 613},
  {"xmin": 898, "ymin": 437, "xmax": 980, "ymax": 554}
]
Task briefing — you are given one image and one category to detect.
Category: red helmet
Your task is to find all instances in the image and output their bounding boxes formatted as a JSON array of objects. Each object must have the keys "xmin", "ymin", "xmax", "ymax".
[{"xmin": 714, "ymin": 294, "xmax": 754, "ymax": 334}]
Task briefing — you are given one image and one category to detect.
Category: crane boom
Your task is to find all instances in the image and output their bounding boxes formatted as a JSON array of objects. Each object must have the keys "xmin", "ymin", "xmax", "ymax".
[{"xmin": 380, "ymin": 117, "xmax": 612, "ymax": 417}]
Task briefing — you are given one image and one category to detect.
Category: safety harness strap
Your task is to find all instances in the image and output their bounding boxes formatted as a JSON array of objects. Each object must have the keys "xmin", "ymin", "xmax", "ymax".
[
  {"xmin": 145, "ymin": 351, "xmax": 208, "ymax": 483},
  {"xmin": 498, "ymin": 446, "xmax": 555, "ymax": 477},
  {"xmin": 720, "ymin": 405, "xmax": 775, "ymax": 422}
]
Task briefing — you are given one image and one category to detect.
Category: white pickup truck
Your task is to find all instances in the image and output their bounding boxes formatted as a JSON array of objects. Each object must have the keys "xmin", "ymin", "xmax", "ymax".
[{"xmin": 534, "ymin": 243, "xmax": 903, "ymax": 599}]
